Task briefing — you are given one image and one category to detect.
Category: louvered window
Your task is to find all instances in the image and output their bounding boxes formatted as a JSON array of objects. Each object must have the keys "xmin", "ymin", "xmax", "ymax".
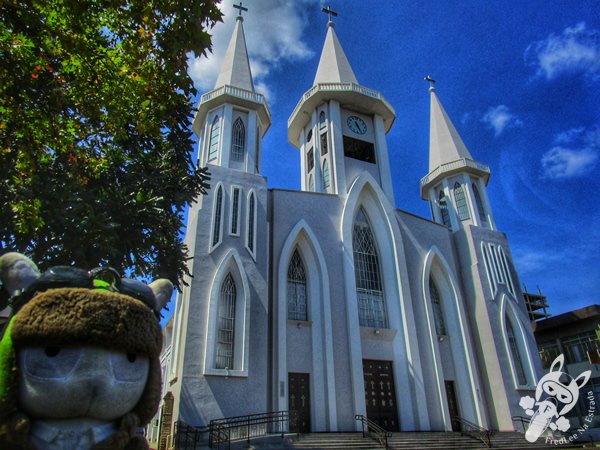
[
  {"xmin": 287, "ymin": 250, "xmax": 307, "ymax": 321},
  {"xmin": 353, "ymin": 209, "xmax": 387, "ymax": 328},
  {"xmin": 247, "ymin": 193, "xmax": 255, "ymax": 253},
  {"xmin": 323, "ymin": 160, "xmax": 330, "ymax": 191},
  {"xmin": 216, "ymin": 274, "xmax": 236, "ymax": 369}
]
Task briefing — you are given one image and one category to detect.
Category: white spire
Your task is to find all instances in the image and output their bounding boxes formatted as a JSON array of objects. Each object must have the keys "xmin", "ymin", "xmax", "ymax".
[
  {"xmin": 313, "ymin": 22, "xmax": 358, "ymax": 85},
  {"xmin": 428, "ymin": 86, "xmax": 473, "ymax": 172},
  {"xmin": 214, "ymin": 16, "xmax": 254, "ymax": 92}
]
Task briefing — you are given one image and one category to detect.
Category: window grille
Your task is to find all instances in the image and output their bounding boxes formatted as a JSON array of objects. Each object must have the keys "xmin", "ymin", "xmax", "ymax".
[
  {"xmin": 353, "ymin": 209, "xmax": 387, "ymax": 328},
  {"xmin": 216, "ymin": 273, "xmax": 236, "ymax": 369},
  {"xmin": 231, "ymin": 188, "xmax": 240, "ymax": 235},
  {"xmin": 439, "ymin": 191, "xmax": 450, "ymax": 227},
  {"xmin": 212, "ymin": 186, "xmax": 223, "ymax": 247},
  {"xmin": 563, "ymin": 332, "xmax": 598, "ymax": 364},
  {"xmin": 507, "ymin": 319, "xmax": 527, "ymax": 385},
  {"xmin": 472, "ymin": 184, "xmax": 487, "ymax": 223},
  {"xmin": 323, "ymin": 160, "xmax": 330, "ymax": 190},
  {"xmin": 454, "ymin": 182, "xmax": 470, "ymax": 220},
  {"xmin": 287, "ymin": 250, "xmax": 307, "ymax": 321},
  {"xmin": 247, "ymin": 193, "xmax": 255, "ymax": 253},
  {"xmin": 320, "ymin": 132, "xmax": 328, "ymax": 155},
  {"xmin": 208, "ymin": 115, "xmax": 220, "ymax": 161},
  {"xmin": 429, "ymin": 278, "xmax": 447, "ymax": 335},
  {"xmin": 231, "ymin": 117, "xmax": 245, "ymax": 162},
  {"xmin": 539, "ymin": 342, "xmax": 561, "ymax": 369}
]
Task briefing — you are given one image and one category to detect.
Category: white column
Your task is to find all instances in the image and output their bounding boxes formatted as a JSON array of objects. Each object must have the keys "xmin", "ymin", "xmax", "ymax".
[
  {"xmin": 477, "ymin": 177, "xmax": 497, "ymax": 230},
  {"xmin": 220, "ymin": 104, "xmax": 234, "ymax": 168},
  {"xmin": 462, "ymin": 174, "xmax": 480, "ymax": 227},
  {"xmin": 374, "ymin": 115, "xmax": 394, "ymax": 201},
  {"xmin": 299, "ymin": 132, "xmax": 307, "ymax": 191},
  {"xmin": 329, "ymin": 100, "xmax": 347, "ymax": 195},
  {"xmin": 246, "ymin": 111, "xmax": 258, "ymax": 174}
]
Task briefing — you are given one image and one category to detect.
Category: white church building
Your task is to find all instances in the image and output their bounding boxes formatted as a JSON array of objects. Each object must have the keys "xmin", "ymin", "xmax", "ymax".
[{"xmin": 162, "ymin": 9, "xmax": 543, "ymax": 436}]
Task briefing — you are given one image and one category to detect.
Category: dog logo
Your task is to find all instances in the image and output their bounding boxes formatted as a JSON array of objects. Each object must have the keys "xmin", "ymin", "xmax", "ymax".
[{"xmin": 519, "ymin": 354, "xmax": 591, "ymax": 443}]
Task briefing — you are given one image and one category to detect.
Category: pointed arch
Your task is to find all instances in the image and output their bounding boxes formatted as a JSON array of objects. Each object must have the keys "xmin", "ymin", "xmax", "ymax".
[
  {"xmin": 208, "ymin": 115, "xmax": 220, "ymax": 161},
  {"xmin": 454, "ymin": 182, "xmax": 470, "ymax": 220},
  {"xmin": 422, "ymin": 247, "xmax": 484, "ymax": 428},
  {"xmin": 287, "ymin": 249, "xmax": 308, "ymax": 321},
  {"xmin": 439, "ymin": 191, "xmax": 450, "ymax": 227},
  {"xmin": 276, "ymin": 220, "xmax": 337, "ymax": 430},
  {"xmin": 210, "ymin": 183, "xmax": 224, "ymax": 250},
  {"xmin": 231, "ymin": 117, "xmax": 246, "ymax": 162},
  {"xmin": 246, "ymin": 190, "xmax": 256, "ymax": 258},
  {"xmin": 204, "ymin": 249, "xmax": 251, "ymax": 377},
  {"xmin": 500, "ymin": 295, "xmax": 537, "ymax": 388},
  {"xmin": 498, "ymin": 247, "xmax": 516, "ymax": 297},
  {"xmin": 322, "ymin": 159, "xmax": 330, "ymax": 191}
]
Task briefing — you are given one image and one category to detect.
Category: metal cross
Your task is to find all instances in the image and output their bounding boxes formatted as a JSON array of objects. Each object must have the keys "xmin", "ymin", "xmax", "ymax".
[
  {"xmin": 233, "ymin": 2, "xmax": 248, "ymax": 17},
  {"xmin": 322, "ymin": 5, "xmax": 338, "ymax": 23},
  {"xmin": 424, "ymin": 75, "xmax": 436, "ymax": 88}
]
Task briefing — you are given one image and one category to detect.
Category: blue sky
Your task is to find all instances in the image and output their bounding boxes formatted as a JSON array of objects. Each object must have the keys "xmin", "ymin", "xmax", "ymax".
[{"xmin": 184, "ymin": 0, "xmax": 600, "ymax": 318}]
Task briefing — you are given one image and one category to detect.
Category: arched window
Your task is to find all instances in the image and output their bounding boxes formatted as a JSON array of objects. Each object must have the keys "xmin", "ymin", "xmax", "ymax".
[
  {"xmin": 212, "ymin": 185, "xmax": 223, "ymax": 247},
  {"xmin": 439, "ymin": 191, "xmax": 450, "ymax": 227},
  {"xmin": 208, "ymin": 115, "xmax": 220, "ymax": 161},
  {"xmin": 506, "ymin": 319, "xmax": 527, "ymax": 385},
  {"xmin": 231, "ymin": 117, "xmax": 245, "ymax": 162},
  {"xmin": 472, "ymin": 184, "xmax": 487, "ymax": 224},
  {"xmin": 322, "ymin": 159, "xmax": 330, "ymax": 191},
  {"xmin": 216, "ymin": 273, "xmax": 236, "ymax": 369},
  {"xmin": 247, "ymin": 192, "xmax": 255, "ymax": 254},
  {"xmin": 429, "ymin": 277, "xmax": 447, "ymax": 336},
  {"xmin": 353, "ymin": 208, "xmax": 387, "ymax": 328},
  {"xmin": 319, "ymin": 110, "xmax": 326, "ymax": 128},
  {"xmin": 287, "ymin": 250, "xmax": 307, "ymax": 321},
  {"xmin": 481, "ymin": 242, "xmax": 496, "ymax": 294},
  {"xmin": 454, "ymin": 182, "xmax": 470, "ymax": 220},
  {"xmin": 308, "ymin": 175, "xmax": 314, "ymax": 192}
]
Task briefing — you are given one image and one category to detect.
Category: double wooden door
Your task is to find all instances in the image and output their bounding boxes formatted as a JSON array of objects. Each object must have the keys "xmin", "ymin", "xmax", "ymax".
[
  {"xmin": 363, "ymin": 360, "xmax": 399, "ymax": 431},
  {"xmin": 288, "ymin": 373, "xmax": 311, "ymax": 433}
]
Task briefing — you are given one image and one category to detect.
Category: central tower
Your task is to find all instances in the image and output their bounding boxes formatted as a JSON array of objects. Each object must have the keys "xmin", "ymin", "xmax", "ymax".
[{"xmin": 288, "ymin": 13, "xmax": 396, "ymax": 200}]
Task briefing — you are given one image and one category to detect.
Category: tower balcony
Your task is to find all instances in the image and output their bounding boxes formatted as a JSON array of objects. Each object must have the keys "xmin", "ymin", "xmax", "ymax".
[
  {"xmin": 420, "ymin": 158, "xmax": 490, "ymax": 199},
  {"xmin": 193, "ymin": 84, "xmax": 271, "ymax": 136},
  {"xmin": 288, "ymin": 82, "xmax": 395, "ymax": 148}
]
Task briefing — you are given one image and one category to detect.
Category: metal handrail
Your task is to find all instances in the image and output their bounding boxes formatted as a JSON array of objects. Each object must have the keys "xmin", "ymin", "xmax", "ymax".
[
  {"xmin": 453, "ymin": 415, "xmax": 493, "ymax": 448},
  {"xmin": 354, "ymin": 414, "xmax": 392, "ymax": 449},
  {"xmin": 208, "ymin": 410, "xmax": 296, "ymax": 448}
]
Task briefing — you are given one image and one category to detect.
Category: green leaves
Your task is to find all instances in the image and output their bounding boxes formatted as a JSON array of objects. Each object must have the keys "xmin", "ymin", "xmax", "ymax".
[{"xmin": 0, "ymin": 0, "xmax": 221, "ymax": 287}]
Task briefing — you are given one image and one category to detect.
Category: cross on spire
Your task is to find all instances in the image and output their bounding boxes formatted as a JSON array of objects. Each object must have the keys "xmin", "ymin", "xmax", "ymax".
[
  {"xmin": 322, "ymin": 5, "xmax": 338, "ymax": 24},
  {"xmin": 233, "ymin": 2, "xmax": 248, "ymax": 17},
  {"xmin": 424, "ymin": 75, "xmax": 436, "ymax": 90}
]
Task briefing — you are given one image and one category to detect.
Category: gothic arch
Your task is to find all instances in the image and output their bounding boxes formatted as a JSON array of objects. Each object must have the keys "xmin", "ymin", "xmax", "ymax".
[
  {"xmin": 499, "ymin": 295, "xmax": 537, "ymax": 388},
  {"xmin": 204, "ymin": 249, "xmax": 251, "ymax": 377},
  {"xmin": 341, "ymin": 173, "xmax": 429, "ymax": 431},
  {"xmin": 276, "ymin": 220, "xmax": 337, "ymax": 430},
  {"xmin": 422, "ymin": 247, "xmax": 484, "ymax": 429}
]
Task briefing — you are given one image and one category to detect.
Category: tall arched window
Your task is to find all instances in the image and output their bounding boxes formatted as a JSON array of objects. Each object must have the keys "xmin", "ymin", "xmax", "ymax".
[
  {"xmin": 322, "ymin": 160, "xmax": 330, "ymax": 191},
  {"xmin": 454, "ymin": 182, "xmax": 470, "ymax": 220},
  {"xmin": 212, "ymin": 185, "xmax": 223, "ymax": 247},
  {"xmin": 506, "ymin": 319, "xmax": 527, "ymax": 385},
  {"xmin": 216, "ymin": 273, "xmax": 236, "ymax": 369},
  {"xmin": 439, "ymin": 191, "xmax": 450, "ymax": 227},
  {"xmin": 208, "ymin": 115, "xmax": 220, "ymax": 161},
  {"xmin": 353, "ymin": 208, "xmax": 387, "ymax": 328},
  {"xmin": 319, "ymin": 110, "xmax": 326, "ymax": 128},
  {"xmin": 429, "ymin": 277, "xmax": 447, "ymax": 336},
  {"xmin": 247, "ymin": 192, "xmax": 255, "ymax": 254},
  {"xmin": 231, "ymin": 117, "xmax": 245, "ymax": 162},
  {"xmin": 472, "ymin": 184, "xmax": 487, "ymax": 224},
  {"xmin": 287, "ymin": 250, "xmax": 307, "ymax": 321}
]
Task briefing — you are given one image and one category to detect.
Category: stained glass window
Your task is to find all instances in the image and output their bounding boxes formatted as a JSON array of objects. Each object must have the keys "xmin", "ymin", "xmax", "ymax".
[
  {"xmin": 216, "ymin": 274, "xmax": 236, "ymax": 369},
  {"xmin": 287, "ymin": 250, "xmax": 307, "ymax": 321},
  {"xmin": 231, "ymin": 117, "xmax": 245, "ymax": 162},
  {"xmin": 507, "ymin": 319, "xmax": 527, "ymax": 385}
]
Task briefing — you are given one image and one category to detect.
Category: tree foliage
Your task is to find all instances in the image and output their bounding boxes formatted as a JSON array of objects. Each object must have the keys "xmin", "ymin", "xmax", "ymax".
[{"xmin": 0, "ymin": 0, "xmax": 221, "ymax": 286}]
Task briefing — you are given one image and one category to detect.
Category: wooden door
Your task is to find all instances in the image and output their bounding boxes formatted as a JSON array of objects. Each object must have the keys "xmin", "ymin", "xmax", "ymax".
[
  {"xmin": 288, "ymin": 373, "xmax": 310, "ymax": 433},
  {"xmin": 363, "ymin": 360, "xmax": 399, "ymax": 431},
  {"xmin": 445, "ymin": 380, "xmax": 461, "ymax": 431}
]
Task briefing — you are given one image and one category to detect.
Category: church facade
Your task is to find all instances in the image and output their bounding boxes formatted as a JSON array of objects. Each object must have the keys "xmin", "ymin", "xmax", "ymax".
[{"xmin": 162, "ymin": 12, "xmax": 543, "ymax": 435}]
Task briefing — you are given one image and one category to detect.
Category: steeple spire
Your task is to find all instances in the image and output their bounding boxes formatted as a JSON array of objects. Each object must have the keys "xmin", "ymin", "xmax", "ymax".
[
  {"xmin": 313, "ymin": 11, "xmax": 358, "ymax": 85},
  {"xmin": 213, "ymin": 8, "xmax": 254, "ymax": 92}
]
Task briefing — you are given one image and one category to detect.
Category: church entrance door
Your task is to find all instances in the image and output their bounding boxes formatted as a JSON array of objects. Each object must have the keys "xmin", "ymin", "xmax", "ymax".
[
  {"xmin": 362, "ymin": 360, "xmax": 399, "ymax": 431},
  {"xmin": 288, "ymin": 373, "xmax": 311, "ymax": 433}
]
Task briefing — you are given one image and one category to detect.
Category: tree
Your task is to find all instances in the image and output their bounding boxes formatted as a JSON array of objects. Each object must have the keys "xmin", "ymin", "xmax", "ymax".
[{"xmin": 0, "ymin": 0, "xmax": 221, "ymax": 287}]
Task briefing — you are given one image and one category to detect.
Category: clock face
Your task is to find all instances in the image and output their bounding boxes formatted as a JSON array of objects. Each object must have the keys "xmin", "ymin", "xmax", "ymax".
[{"xmin": 347, "ymin": 116, "xmax": 367, "ymax": 135}]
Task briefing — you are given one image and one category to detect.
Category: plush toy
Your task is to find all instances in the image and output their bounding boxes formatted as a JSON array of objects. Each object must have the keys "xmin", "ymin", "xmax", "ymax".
[{"xmin": 0, "ymin": 252, "xmax": 172, "ymax": 450}]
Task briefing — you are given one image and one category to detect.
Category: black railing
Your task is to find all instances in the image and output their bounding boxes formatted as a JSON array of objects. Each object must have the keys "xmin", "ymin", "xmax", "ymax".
[
  {"xmin": 173, "ymin": 421, "xmax": 207, "ymax": 450},
  {"xmin": 453, "ymin": 415, "xmax": 493, "ymax": 448},
  {"xmin": 354, "ymin": 414, "xmax": 392, "ymax": 449},
  {"xmin": 512, "ymin": 415, "xmax": 530, "ymax": 434},
  {"xmin": 208, "ymin": 410, "xmax": 297, "ymax": 448}
]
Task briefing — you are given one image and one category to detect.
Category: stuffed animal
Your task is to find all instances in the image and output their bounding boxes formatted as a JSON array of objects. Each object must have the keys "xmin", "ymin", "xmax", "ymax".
[{"xmin": 0, "ymin": 252, "xmax": 173, "ymax": 450}]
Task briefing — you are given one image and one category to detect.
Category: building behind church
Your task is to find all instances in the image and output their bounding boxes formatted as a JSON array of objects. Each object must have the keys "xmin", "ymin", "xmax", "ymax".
[{"xmin": 156, "ymin": 8, "xmax": 544, "ymax": 439}]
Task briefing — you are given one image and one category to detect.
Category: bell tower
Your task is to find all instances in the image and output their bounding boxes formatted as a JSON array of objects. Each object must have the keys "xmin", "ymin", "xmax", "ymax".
[
  {"xmin": 287, "ymin": 8, "xmax": 396, "ymax": 199},
  {"xmin": 420, "ymin": 81, "xmax": 496, "ymax": 231}
]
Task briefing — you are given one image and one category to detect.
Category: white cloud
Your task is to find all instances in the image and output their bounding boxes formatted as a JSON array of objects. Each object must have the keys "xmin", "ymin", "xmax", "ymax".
[
  {"xmin": 542, "ymin": 125, "xmax": 600, "ymax": 179},
  {"xmin": 187, "ymin": 1, "xmax": 318, "ymax": 95},
  {"xmin": 525, "ymin": 22, "xmax": 600, "ymax": 80},
  {"xmin": 481, "ymin": 105, "xmax": 523, "ymax": 136}
]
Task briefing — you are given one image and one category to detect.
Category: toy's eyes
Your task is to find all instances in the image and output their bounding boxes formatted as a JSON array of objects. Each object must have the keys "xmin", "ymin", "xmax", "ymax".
[
  {"xmin": 110, "ymin": 352, "xmax": 149, "ymax": 382},
  {"xmin": 559, "ymin": 393, "xmax": 569, "ymax": 402},
  {"xmin": 20, "ymin": 347, "xmax": 81, "ymax": 379},
  {"xmin": 547, "ymin": 386, "xmax": 555, "ymax": 393}
]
